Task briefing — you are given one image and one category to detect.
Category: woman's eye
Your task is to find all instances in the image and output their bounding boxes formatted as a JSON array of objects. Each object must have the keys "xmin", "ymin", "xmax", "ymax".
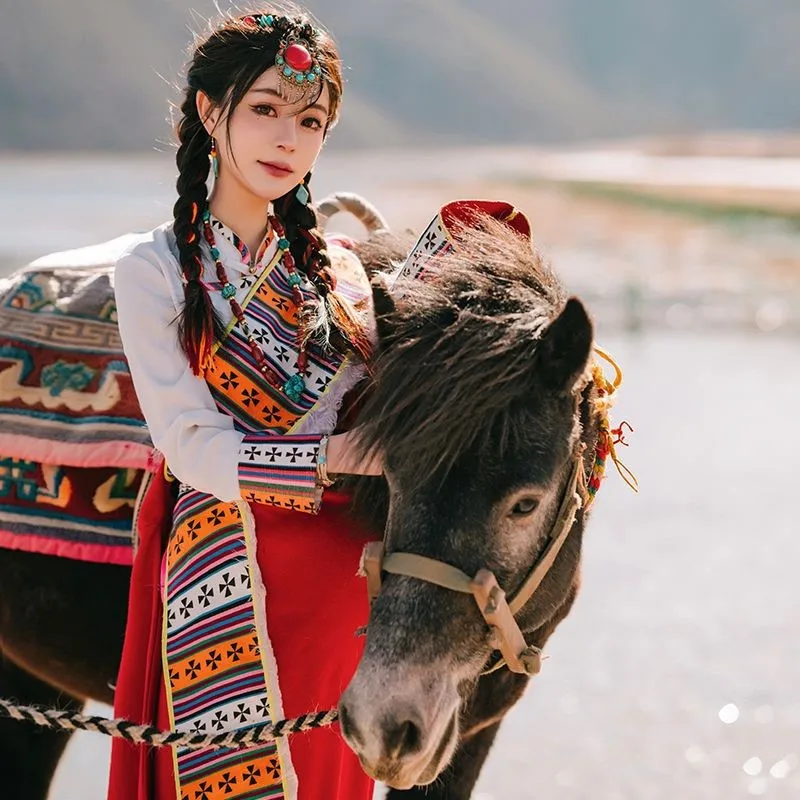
[
  {"xmin": 252, "ymin": 104, "xmax": 276, "ymax": 116},
  {"xmin": 510, "ymin": 498, "xmax": 539, "ymax": 517},
  {"xmin": 302, "ymin": 116, "xmax": 323, "ymax": 130}
]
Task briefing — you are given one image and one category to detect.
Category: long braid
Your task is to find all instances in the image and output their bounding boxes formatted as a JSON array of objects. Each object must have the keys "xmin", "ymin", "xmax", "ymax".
[
  {"xmin": 274, "ymin": 174, "xmax": 372, "ymax": 363},
  {"xmin": 173, "ymin": 88, "xmax": 223, "ymax": 374}
]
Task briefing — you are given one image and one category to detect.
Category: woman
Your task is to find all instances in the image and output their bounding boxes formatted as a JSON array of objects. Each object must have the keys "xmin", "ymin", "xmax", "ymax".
[{"xmin": 109, "ymin": 9, "xmax": 381, "ymax": 799}]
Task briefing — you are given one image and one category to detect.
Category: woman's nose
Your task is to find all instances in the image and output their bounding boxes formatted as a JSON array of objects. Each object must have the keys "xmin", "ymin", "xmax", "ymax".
[{"xmin": 274, "ymin": 117, "xmax": 297, "ymax": 150}]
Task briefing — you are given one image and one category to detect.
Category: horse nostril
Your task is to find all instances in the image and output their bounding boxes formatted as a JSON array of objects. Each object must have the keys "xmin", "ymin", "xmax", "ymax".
[
  {"xmin": 383, "ymin": 717, "xmax": 422, "ymax": 760},
  {"xmin": 338, "ymin": 701, "xmax": 365, "ymax": 749}
]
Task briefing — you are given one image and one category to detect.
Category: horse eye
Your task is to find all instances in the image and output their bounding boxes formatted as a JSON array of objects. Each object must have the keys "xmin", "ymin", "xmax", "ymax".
[{"xmin": 510, "ymin": 497, "xmax": 539, "ymax": 517}]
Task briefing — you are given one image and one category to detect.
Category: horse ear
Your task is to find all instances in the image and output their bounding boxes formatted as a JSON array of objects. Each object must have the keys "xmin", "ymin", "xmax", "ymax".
[
  {"xmin": 370, "ymin": 276, "xmax": 397, "ymax": 344},
  {"xmin": 536, "ymin": 298, "xmax": 594, "ymax": 393}
]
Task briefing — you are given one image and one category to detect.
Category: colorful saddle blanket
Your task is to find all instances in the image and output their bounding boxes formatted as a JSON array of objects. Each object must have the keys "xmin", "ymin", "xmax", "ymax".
[{"xmin": 0, "ymin": 236, "xmax": 155, "ymax": 565}]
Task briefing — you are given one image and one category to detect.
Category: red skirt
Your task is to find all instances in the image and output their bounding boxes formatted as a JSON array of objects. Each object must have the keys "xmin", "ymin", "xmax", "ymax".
[{"xmin": 108, "ymin": 474, "xmax": 375, "ymax": 800}]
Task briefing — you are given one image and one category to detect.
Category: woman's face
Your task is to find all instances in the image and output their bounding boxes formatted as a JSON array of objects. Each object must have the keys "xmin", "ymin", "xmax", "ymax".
[{"xmin": 200, "ymin": 66, "xmax": 330, "ymax": 203}]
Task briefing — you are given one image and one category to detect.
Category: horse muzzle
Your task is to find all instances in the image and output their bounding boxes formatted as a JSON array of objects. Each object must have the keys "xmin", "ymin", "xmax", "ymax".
[{"xmin": 339, "ymin": 668, "xmax": 460, "ymax": 788}]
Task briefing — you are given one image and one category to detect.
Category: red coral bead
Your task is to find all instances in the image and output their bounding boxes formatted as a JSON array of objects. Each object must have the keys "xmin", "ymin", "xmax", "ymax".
[{"xmin": 284, "ymin": 43, "xmax": 313, "ymax": 72}]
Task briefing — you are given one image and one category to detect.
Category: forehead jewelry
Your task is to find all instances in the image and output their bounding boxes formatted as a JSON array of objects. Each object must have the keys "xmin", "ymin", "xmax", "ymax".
[{"xmin": 242, "ymin": 14, "xmax": 323, "ymax": 98}]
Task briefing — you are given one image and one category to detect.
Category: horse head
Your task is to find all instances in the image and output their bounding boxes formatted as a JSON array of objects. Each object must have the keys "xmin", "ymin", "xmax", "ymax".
[{"xmin": 340, "ymin": 210, "xmax": 609, "ymax": 789}]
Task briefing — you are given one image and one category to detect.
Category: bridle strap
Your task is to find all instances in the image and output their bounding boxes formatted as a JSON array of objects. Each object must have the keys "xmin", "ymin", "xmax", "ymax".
[
  {"xmin": 379, "ymin": 456, "xmax": 582, "ymax": 612},
  {"xmin": 378, "ymin": 454, "xmax": 583, "ymax": 612},
  {"xmin": 370, "ymin": 549, "xmax": 542, "ymax": 675},
  {"xmin": 360, "ymin": 450, "xmax": 583, "ymax": 675},
  {"xmin": 381, "ymin": 552, "xmax": 474, "ymax": 594},
  {"xmin": 508, "ymin": 455, "xmax": 583, "ymax": 615},
  {"xmin": 357, "ymin": 451, "xmax": 585, "ymax": 676}
]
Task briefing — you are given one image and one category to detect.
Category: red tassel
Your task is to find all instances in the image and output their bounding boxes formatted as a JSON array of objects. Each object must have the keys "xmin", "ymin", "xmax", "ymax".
[
  {"xmin": 183, "ymin": 287, "xmax": 217, "ymax": 376},
  {"xmin": 186, "ymin": 329, "xmax": 214, "ymax": 376},
  {"xmin": 611, "ymin": 421, "xmax": 633, "ymax": 446}
]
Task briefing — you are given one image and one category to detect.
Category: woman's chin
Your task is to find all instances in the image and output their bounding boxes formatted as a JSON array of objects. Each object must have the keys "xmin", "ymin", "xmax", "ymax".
[
  {"xmin": 215, "ymin": 170, "xmax": 301, "ymax": 208},
  {"xmin": 223, "ymin": 173, "xmax": 292, "ymax": 206},
  {"xmin": 250, "ymin": 169, "xmax": 297, "ymax": 200}
]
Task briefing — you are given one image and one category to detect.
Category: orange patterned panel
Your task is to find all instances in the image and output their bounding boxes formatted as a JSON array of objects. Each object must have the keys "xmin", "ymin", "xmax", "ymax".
[{"xmin": 169, "ymin": 632, "xmax": 262, "ymax": 693}]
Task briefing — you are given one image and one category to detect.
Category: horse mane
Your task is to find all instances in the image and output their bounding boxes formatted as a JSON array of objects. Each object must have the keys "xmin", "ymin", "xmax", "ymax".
[{"xmin": 352, "ymin": 217, "xmax": 569, "ymax": 488}]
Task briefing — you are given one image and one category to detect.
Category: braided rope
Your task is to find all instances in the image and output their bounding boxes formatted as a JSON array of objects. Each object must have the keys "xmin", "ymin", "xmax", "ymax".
[{"xmin": 0, "ymin": 698, "xmax": 337, "ymax": 750}]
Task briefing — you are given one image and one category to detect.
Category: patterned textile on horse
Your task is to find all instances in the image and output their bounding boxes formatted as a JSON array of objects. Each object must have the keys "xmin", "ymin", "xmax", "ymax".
[{"xmin": 0, "ymin": 236, "xmax": 156, "ymax": 565}]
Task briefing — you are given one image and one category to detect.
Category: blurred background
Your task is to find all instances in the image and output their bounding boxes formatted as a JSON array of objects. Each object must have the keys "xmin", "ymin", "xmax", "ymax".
[{"xmin": 1, "ymin": 1, "xmax": 798, "ymax": 798}]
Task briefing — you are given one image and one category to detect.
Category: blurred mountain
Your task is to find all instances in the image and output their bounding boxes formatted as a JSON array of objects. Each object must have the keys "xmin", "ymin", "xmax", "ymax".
[{"xmin": 1, "ymin": 0, "xmax": 797, "ymax": 151}]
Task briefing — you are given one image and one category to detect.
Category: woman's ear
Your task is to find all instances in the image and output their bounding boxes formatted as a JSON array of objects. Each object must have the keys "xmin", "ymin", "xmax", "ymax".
[{"xmin": 195, "ymin": 91, "xmax": 218, "ymax": 135}]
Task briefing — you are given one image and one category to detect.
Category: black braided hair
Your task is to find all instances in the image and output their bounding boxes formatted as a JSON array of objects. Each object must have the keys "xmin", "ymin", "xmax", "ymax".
[
  {"xmin": 173, "ymin": 88, "xmax": 224, "ymax": 373},
  {"xmin": 274, "ymin": 174, "xmax": 372, "ymax": 363}
]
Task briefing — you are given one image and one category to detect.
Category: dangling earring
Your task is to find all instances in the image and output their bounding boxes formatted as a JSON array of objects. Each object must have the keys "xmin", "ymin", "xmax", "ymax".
[
  {"xmin": 209, "ymin": 137, "xmax": 219, "ymax": 179},
  {"xmin": 295, "ymin": 180, "xmax": 310, "ymax": 206}
]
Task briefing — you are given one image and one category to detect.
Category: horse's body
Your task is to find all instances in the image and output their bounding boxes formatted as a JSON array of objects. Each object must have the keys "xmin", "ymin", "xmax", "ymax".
[
  {"xmin": 0, "ymin": 202, "xmax": 612, "ymax": 799},
  {"xmin": 0, "ymin": 550, "xmax": 127, "ymax": 796}
]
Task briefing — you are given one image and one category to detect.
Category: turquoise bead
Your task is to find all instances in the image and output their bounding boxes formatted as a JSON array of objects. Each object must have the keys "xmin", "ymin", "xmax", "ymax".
[
  {"xmin": 278, "ymin": 238, "xmax": 290, "ymax": 250},
  {"xmin": 283, "ymin": 66, "xmax": 292, "ymax": 77},
  {"xmin": 202, "ymin": 209, "xmax": 211, "ymax": 222},
  {"xmin": 265, "ymin": 15, "xmax": 274, "ymax": 24},
  {"xmin": 288, "ymin": 272, "xmax": 302, "ymax": 288},
  {"xmin": 283, "ymin": 374, "xmax": 305, "ymax": 402},
  {"xmin": 210, "ymin": 247, "xmax": 220, "ymax": 260},
  {"xmin": 306, "ymin": 72, "xmax": 316, "ymax": 83},
  {"xmin": 295, "ymin": 74, "xmax": 304, "ymax": 83},
  {"xmin": 276, "ymin": 55, "xmax": 284, "ymax": 65},
  {"xmin": 221, "ymin": 283, "xmax": 236, "ymax": 299}
]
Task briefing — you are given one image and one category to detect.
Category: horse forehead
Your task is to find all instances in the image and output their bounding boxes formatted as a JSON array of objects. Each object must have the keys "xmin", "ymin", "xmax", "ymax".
[
  {"xmin": 386, "ymin": 428, "xmax": 575, "ymax": 548},
  {"xmin": 398, "ymin": 413, "xmax": 571, "ymax": 486},
  {"xmin": 386, "ymin": 482, "xmax": 481, "ymax": 533}
]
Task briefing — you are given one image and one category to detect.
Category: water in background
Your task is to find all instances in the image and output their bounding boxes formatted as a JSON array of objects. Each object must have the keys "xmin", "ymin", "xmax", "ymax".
[
  {"xmin": 1, "ymin": 154, "xmax": 176, "ymax": 271},
  {"xmin": 3, "ymin": 149, "xmax": 800, "ymax": 336}
]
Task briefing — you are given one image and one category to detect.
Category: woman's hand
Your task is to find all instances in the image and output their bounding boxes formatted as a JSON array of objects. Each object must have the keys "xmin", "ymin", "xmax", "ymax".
[{"xmin": 326, "ymin": 429, "xmax": 383, "ymax": 477}]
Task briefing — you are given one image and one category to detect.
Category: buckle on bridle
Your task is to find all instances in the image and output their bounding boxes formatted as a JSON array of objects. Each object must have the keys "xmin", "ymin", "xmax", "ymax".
[{"xmin": 358, "ymin": 542, "xmax": 542, "ymax": 676}]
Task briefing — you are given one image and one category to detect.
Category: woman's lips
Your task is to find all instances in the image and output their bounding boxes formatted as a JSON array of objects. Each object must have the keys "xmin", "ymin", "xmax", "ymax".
[{"xmin": 259, "ymin": 161, "xmax": 293, "ymax": 178}]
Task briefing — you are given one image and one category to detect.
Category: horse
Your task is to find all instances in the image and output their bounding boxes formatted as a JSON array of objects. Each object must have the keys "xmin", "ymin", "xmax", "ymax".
[
  {"xmin": 0, "ymin": 198, "xmax": 621, "ymax": 799},
  {"xmin": 335, "ymin": 216, "xmax": 611, "ymax": 796}
]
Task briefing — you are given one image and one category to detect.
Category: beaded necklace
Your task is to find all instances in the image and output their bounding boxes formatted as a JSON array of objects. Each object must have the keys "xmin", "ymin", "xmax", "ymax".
[{"xmin": 201, "ymin": 208, "xmax": 309, "ymax": 403}]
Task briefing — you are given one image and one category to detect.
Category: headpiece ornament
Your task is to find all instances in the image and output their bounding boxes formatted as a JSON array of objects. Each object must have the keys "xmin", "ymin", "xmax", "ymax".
[{"xmin": 241, "ymin": 14, "xmax": 323, "ymax": 99}]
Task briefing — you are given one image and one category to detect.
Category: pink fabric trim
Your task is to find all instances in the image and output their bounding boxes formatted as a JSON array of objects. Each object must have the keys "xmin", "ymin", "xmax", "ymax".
[
  {"xmin": 0, "ymin": 434, "xmax": 159, "ymax": 472},
  {"xmin": 0, "ymin": 530, "xmax": 133, "ymax": 566}
]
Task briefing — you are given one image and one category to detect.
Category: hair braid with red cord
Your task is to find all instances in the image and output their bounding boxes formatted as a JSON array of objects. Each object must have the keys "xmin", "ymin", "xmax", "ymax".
[{"xmin": 273, "ymin": 172, "xmax": 372, "ymax": 363}]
